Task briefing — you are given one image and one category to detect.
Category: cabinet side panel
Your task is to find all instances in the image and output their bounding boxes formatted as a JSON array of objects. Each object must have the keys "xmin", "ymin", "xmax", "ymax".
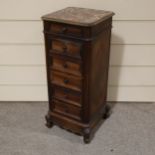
[{"xmin": 89, "ymin": 22, "xmax": 112, "ymax": 118}]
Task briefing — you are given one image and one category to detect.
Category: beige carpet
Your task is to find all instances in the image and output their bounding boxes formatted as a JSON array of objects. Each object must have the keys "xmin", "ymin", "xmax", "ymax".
[{"xmin": 0, "ymin": 102, "xmax": 155, "ymax": 155}]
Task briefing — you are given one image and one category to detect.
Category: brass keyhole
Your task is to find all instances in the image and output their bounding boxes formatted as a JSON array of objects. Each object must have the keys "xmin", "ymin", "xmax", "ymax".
[
  {"xmin": 64, "ymin": 94, "xmax": 69, "ymax": 99},
  {"xmin": 65, "ymin": 108, "xmax": 69, "ymax": 113},
  {"xmin": 61, "ymin": 27, "xmax": 68, "ymax": 33},
  {"xmin": 63, "ymin": 63, "xmax": 68, "ymax": 68},
  {"xmin": 63, "ymin": 46, "xmax": 67, "ymax": 53},
  {"xmin": 64, "ymin": 79, "xmax": 69, "ymax": 84}
]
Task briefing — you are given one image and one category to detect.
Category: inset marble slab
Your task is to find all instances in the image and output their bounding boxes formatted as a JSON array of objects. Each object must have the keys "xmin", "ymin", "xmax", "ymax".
[{"xmin": 42, "ymin": 7, "xmax": 114, "ymax": 26}]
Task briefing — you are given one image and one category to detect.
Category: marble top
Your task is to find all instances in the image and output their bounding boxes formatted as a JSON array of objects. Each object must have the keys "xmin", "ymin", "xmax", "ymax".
[{"xmin": 42, "ymin": 7, "xmax": 114, "ymax": 26}]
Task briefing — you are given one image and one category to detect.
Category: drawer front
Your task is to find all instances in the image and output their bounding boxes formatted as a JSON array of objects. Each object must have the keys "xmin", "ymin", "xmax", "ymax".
[
  {"xmin": 51, "ymin": 71, "xmax": 82, "ymax": 92},
  {"xmin": 49, "ymin": 23, "xmax": 83, "ymax": 37},
  {"xmin": 51, "ymin": 39, "xmax": 82, "ymax": 58},
  {"xmin": 53, "ymin": 99, "xmax": 81, "ymax": 120},
  {"xmin": 53, "ymin": 86, "xmax": 81, "ymax": 106},
  {"xmin": 52, "ymin": 57, "xmax": 82, "ymax": 76}
]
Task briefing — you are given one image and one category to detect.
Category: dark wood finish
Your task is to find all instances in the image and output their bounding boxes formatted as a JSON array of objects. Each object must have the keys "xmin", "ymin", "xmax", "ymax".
[
  {"xmin": 48, "ymin": 23, "xmax": 83, "ymax": 37},
  {"xmin": 52, "ymin": 86, "xmax": 82, "ymax": 107},
  {"xmin": 52, "ymin": 99, "xmax": 81, "ymax": 120},
  {"xmin": 51, "ymin": 38, "xmax": 82, "ymax": 58},
  {"xmin": 42, "ymin": 7, "xmax": 114, "ymax": 143},
  {"xmin": 51, "ymin": 71, "xmax": 82, "ymax": 92},
  {"xmin": 51, "ymin": 57, "xmax": 82, "ymax": 76}
]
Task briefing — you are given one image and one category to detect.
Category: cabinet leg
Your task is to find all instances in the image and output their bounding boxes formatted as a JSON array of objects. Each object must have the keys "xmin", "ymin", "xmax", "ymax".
[
  {"xmin": 83, "ymin": 128, "xmax": 93, "ymax": 144},
  {"xmin": 103, "ymin": 103, "xmax": 111, "ymax": 119},
  {"xmin": 45, "ymin": 115, "xmax": 54, "ymax": 128}
]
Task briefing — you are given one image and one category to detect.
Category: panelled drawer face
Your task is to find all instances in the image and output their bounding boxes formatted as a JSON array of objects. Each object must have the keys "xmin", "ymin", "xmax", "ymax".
[
  {"xmin": 51, "ymin": 39, "xmax": 82, "ymax": 58},
  {"xmin": 53, "ymin": 87, "xmax": 81, "ymax": 106},
  {"xmin": 49, "ymin": 23, "xmax": 83, "ymax": 37},
  {"xmin": 53, "ymin": 99, "xmax": 81, "ymax": 120},
  {"xmin": 52, "ymin": 57, "xmax": 82, "ymax": 76},
  {"xmin": 51, "ymin": 71, "xmax": 82, "ymax": 92}
]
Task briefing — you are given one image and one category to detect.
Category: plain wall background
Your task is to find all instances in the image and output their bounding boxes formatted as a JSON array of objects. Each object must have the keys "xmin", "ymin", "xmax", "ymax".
[{"xmin": 0, "ymin": 0, "xmax": 155, "ymax": 101}]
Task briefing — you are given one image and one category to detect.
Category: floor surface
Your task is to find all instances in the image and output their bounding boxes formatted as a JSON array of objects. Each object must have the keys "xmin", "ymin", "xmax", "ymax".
[{"xmin": 0, "ymin": 102, "xmax": 155, "ymax": 155}]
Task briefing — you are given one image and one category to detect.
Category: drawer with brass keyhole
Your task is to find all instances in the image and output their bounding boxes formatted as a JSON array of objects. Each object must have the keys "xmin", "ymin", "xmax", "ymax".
[
  {"xmin": 52, "ymin": 99, "xmax": 81, "ymax": 120},
  {"xmin": 51, "ymin": 57, "xmax": 82, "ymax": 76},
  {"xmin": 51, "ymin": 39, "xmax": 82, "ymax": 58},
  {"xmin": 46, "ymin": 22, "xmax": 83, "ymax": 37},
  {"xmin": 51, "ymin": 71, "xmax": 82, "ymax": 92},
  {"xmin": 52, "ymin": 86, "xmax": 82, "ymax": 107}
]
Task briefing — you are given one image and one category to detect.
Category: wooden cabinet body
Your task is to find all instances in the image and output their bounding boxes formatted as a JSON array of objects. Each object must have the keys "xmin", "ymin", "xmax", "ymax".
[{"xmin": 42, "ymin": 7, "xmax": 114, "ymax": 143}]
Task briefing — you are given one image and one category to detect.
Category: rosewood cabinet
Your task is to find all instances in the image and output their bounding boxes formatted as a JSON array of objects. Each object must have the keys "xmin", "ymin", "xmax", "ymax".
[{"xmin": 42, "ymin": 7, "xmax": 114, "ymax": 143}]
